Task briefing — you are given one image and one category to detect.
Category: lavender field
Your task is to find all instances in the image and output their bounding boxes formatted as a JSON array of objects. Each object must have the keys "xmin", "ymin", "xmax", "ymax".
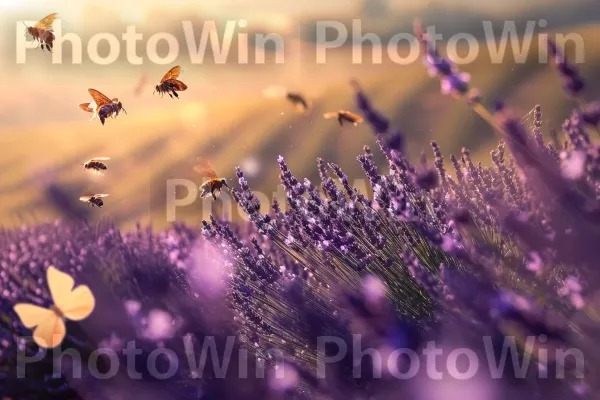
[{"xmin": 3, "ymin": 17, "xmax": 600, "ymax": 400}]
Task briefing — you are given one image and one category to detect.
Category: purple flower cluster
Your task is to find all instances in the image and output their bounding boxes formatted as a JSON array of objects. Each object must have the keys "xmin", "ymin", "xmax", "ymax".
[
  {"xmin": 198, "ymin": 24, "xmax": 600, "ymax": 398},
  {"xmin": 3, "ymin": 19, "xmax": 600, "ymax": 400},
  {"xmin": 0, "ymin": 221, "xmax": 274, "ymax": 399}
]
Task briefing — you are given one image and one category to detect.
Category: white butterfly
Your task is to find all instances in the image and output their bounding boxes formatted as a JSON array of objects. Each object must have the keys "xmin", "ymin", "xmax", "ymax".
[{"xmin": 13, "ymin": 266, "xmax": 95, "ymax": 349}]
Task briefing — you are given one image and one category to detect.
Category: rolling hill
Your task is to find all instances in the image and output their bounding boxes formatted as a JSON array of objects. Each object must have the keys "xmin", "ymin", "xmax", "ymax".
[{"xmin": 1, "ymin": 23, "xmax": 599, "ymax": 230}]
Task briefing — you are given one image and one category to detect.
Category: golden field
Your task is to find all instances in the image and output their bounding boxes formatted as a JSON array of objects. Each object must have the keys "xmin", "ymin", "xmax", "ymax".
[{"xmin": 1, "ymin": 22, "xmax": 599, "ymax": 229}]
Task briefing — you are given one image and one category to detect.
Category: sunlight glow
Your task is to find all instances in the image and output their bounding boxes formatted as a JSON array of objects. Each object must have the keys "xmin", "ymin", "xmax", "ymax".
[
  {"xmin": 0, "ymin": 0, "xmax": 20, "ymax": 8},
  {"xmin": 180, "ymin": 102, "xmax": 207, "ymax": 127},
  {"xmin": 117, "ymin": 4, "xmax": 146, "ymax": 23}
]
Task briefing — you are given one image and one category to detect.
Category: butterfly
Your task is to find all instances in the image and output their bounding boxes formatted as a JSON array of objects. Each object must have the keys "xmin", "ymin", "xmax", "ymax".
[{"xmin": 13, "ymin": 266, "xmax": 95, "ymax": 349}]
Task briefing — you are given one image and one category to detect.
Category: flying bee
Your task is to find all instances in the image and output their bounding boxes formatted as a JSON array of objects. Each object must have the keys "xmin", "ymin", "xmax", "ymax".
[
  {"xmin": 81, "ymin": 157, "xmax": 110, "ymax": 174},
  {"xmin": 263, "ymin": 85, "xmax": 311, "ymax": 114},
  {"xmin": 154, "ymin": 66, "xmax": 187, "ymax": 99},
  {"xmin": 79, "ymin": 89, "xmax": 126, "ymax": 125},
  {"xmin": 23, "ymin": 13, "xmax": 57, "ymax": 52},
  {"xmin": 286, "ymin": 92, "xmax": 312, "ymax": 113},
  {"xmin": 323, "ymin": 110, "xmax": 364, "ymax": 127},
  {"xmin": 79, "ymin": 194, "xmax": 109, "ymax": 208},
  {"xmin": 194, "ymin": 160, "xmax": 229, "ymax": 201}
]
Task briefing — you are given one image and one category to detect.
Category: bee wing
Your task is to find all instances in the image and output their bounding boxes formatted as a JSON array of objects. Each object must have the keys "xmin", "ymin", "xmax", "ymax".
[
  {"xmin": 194, "ymin": 166, "xmax": 218, "ymax": 179},
  {"xmin": 88, "ymin": 89, "xmax": 112, "ymax": 108},
  {"xmin": 79, "ymin": 103, "xmax": 93, "ymax": 113},
  {"xmin": 165, "ymin": 79, "xmax": 187, "ymax": 91},
  {"xmin": 79, "ymin": 196, "xmax": 93, "ymax": 202},
  {"xmin": 194, "ymin": 157, "xmax": 217, "ymax": 174},
  {"xmin": 262, "ymin": 85, "xmax": 288, "ymax": 99},
  {"xmin": 160, "ymin": 66, "xmax": 181, "ymax": 83},
  {"xmin": 323, "ymin": 112, "xmax": 339, "ymax": 119},
  {"xmin": 34, "ymin": 13, "xmax": 58, "ymax": 29},
  {"xmin": 90, "ymin": 157, "xmax": 110, "ymax": 161},
  {"xmin": 342, "ymin": 111, "xmax": 363, "ymax": 124},
  {"xmin": 94, "ymin": 194, "xmax": 110, "ymax": 198}
]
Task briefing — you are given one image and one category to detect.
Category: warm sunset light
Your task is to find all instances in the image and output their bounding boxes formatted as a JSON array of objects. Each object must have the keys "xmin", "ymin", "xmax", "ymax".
[{"xmin": 0, "ymin": 1, "xmax": 599, "ymax": 399}]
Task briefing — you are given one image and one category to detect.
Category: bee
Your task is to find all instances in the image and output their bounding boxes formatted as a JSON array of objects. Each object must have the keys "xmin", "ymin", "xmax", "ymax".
[
  {"xmin": 262, "ymin": 85, "xmax": 311, "ymax": 114},
  {"xmin": 79, "ymin": 194, "xmax": 109, "ymax": 208},
  {"xmin": 324, "ymin": 110, "xmax": 364, "ymax": 127},
  {"xmin": 23, "ymin": 13, "xmax": 57, "ymax": 52},
  {"xmin": 154, "ymin": 66, "xmax": 187, "ymax": 99},
  {"xmin": 194, "ymin": 160, "xmax": 229, "ymax": 200},
  {"xmin": 286, "ymin": 92, "xmax": 312, "ymax": 113},
  {"xmin": 81, "ymin": 157, "xmax": 110, "ymax": 174},
  {"xmin": 79, "ymin": 89, "xmax": 127, "ymax": 125}
]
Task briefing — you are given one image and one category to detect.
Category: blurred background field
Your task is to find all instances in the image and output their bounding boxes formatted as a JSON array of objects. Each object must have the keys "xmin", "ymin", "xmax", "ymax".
[{"xmin": 0, "ymin": 0, "xmax": 599, "ymax": 229}]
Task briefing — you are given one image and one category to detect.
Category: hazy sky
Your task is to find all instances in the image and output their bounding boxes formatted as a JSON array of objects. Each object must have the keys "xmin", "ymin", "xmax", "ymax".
[{"xmin": 0, "ymin": 0, "xmax": 575, "ymax": 18}]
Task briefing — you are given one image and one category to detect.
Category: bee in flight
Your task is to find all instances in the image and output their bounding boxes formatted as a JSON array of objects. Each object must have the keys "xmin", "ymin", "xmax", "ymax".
[
  {"xmin": 286, "ymin": 92, "xmax": 311, "ymax": 113},
  {"xmin": 154, "ymin": 65, "xmax": 187, "ymax": 99},
  {"xmin": 82, "ymin": 157, "xmax": 110, "ymax": 174},
  {"xmin": 79, "ymin": 89, "xmax": 127, "ymax": 126},
  {"xmin": 263, "ymin": 85, "xmax": 311, "ymax": 114},
  {"xmin": 23, "ymin": 13, "xmax": 57, "ymax": 52},
  {"xmin": 323, "ymin": 110, "xmax": 364, "ymax": 127},
  {"xmin": 194, "ymin": 160, "xmax": 229, "ymax": 201},
  {"xmin": 79, "ymin": 194, "xmax": 109, "ymax": 208}
]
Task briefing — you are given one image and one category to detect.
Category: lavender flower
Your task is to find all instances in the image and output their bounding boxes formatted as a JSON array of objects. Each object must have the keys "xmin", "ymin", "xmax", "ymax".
[
  {"xmin": 547, "ymin": 39, "xmax": 586, "ymax": 97},
  {"xmin": 414, "ymin": 19, "xmax": 472, "ymax": 99},
  {"xmin": 5, "ymin": 21, "xmax": 600, "ymax": 400}
]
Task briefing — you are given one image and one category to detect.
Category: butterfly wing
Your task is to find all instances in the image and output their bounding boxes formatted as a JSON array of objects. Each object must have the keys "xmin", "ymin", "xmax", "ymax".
[
  {"xmin": 160, "ymin": 66, "xmax": 181, "ymax": 83},
  {"xmin": 79, "ymin": 103, "xmax": 93, "ymax": 113},
  {"xmin": 58, "ymin": 286, "xmax": 95, "ymax": 321},
  {"xmin": 34, "ymin": 13, "xmax": 58, "ymax": 30},
  {"xmin": 13, "ymin": 303, "xmax": 65, "ymax": 349},
  {"xmin": 47, "ymin": 266, "xmax": 95, "ymax": 321},
  {"xmin": 33, "ymin": 314, "xmax": 66, "ymax": 348},
  {"xmin": 88, "ymin": 89, "xmax": 112, "ymax": 108},
  {"xmin": 13, "ymin": 303, "xmax": 54, "ymax": 329},
  {"xmin": 166, "ymin": 79, "xmax": 187, "ymax": 91},
  {"xmin": 47, "ymin": 266, "xmax": 75, "ymax": 304}
]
